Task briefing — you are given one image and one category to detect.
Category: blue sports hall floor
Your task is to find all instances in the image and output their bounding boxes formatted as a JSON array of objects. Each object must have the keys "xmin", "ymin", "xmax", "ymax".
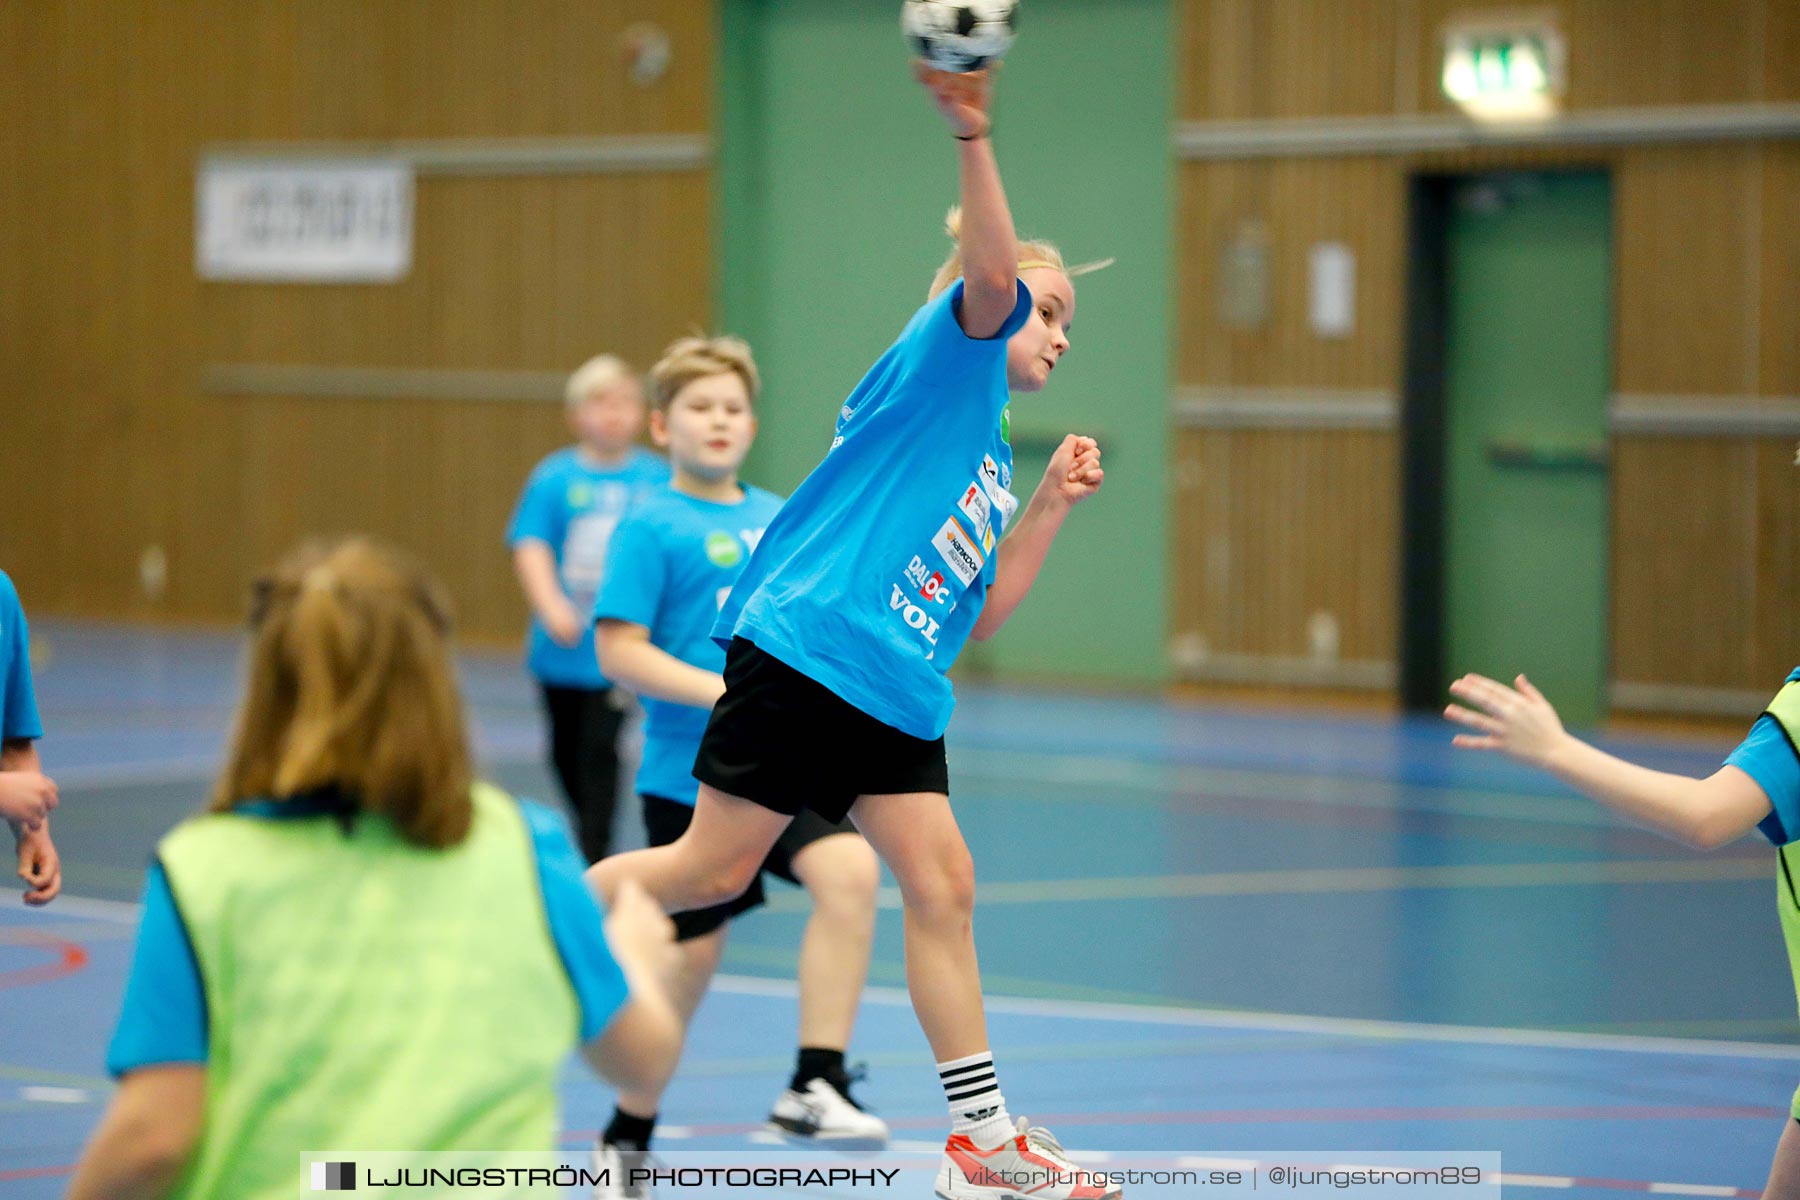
[{"xmin": 1, "ymin": 620, "xmax": 1794, "ymax": 1196}]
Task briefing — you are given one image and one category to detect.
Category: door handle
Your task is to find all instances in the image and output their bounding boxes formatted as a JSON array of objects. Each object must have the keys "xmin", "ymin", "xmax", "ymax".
[{"xmin": 1485, "ymin": 439, "xmax": 1609, "ymax": 471}]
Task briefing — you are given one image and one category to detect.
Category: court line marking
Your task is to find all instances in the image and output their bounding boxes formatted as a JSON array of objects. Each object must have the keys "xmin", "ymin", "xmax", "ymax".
[
  {"xmin": 35, "ymin": 894, "xmax": 1800, "ymax": 1060},
  {"xmin": 43, "ymin": 741, "xmax": 1635, "ymax": 835},
  {"xmin": 751, "ymin": 856, "xmax": 1773, "ymax": 914},
  {"xmin": 709, "ymin": 975, "xmax": 1800, "ymax": 1061},
  {"xmin": 42, "ymin": 746, "xmax": 543, "ymax": 791}
]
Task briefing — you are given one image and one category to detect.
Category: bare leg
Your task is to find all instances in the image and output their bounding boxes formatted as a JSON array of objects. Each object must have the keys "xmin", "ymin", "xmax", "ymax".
[
  {"xmin": 849, "ymin": 793, "xmax": 988, "ymax": 1060},
  {"xmin": 587, "ymin": 785, "xmax": 789, "ymax": 914},
  {"xmin": 1766, "ymin": 1118, "xmax": 1800, "ymax": 1199},
  {"xmin": 614, "ymin": 928, "xmax": 730, "ymax": 1120},
  {"xmin": 788, "ymin": 833, "xmax": 881, "ymax": 1050}
]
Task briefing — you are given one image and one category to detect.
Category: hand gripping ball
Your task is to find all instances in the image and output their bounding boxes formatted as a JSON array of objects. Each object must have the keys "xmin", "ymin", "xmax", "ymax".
[{"xmin": 901, "ymin": 0, "xmax": 1018, "ymax": 73}]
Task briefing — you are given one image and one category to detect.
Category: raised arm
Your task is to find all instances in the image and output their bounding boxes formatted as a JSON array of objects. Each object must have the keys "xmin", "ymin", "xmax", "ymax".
[
  {"xmin": 595, "ymin": 621, "xmax": 726, "ymax": 710},
  {"xmin": 1446, "ymin": 672, "xmax": 1772, "ymax": 850},
  {"xmin": 915, "ymin": 63, "xmax": 1016, "ymax": 338}
]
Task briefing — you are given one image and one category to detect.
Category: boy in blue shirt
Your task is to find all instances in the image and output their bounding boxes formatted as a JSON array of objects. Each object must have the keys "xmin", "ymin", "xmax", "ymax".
[
  {"xmin": 588, "ymin": 64, "xmax": 1118, "ymax": 1200},
  {"xmin": 508, "ymin": 356, "xmax": 671, "ymax": 862},
  {"xmin": 1448, "ymin": 667, "xmax": 1800, "ymax": 1195},
  {"xmin": 589, "ymin": 337, "xmax": 887, "ymax": 1193},
  {"xmin": 0, "ymin": 570, "xmax": 60, "ymax": 905}
]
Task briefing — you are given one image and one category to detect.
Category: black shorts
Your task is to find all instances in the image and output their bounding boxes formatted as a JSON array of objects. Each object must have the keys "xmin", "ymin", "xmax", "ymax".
[
  {"xmin": 641, "ymin": 793, "xmax": 859, "ymax": 941},
  {"xmin": 693, "ymin": 638, "xmax": 950, "ymax": 824}
]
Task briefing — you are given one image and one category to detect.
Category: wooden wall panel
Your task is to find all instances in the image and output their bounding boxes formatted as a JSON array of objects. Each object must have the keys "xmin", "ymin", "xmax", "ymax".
[
  {"xmin": 1773, "ymin": 0, "xmax": 1800, "ymax": 101},
  {"xmin": 200, "ymin": 173, "xmax": 710, "ymax": 373},
  {"xmin": 1174, "ymin": 0, "xmax": 1795, "ymax": 705},
  {"xmin": 1612, "ymin": 437, "xmax": 1800, "ymax": 690},
  {"xmin": 1765, "ymin": 144, "xmax": 1800, "ymax": 395},
  {"xmin": 1616, "ymin": 145, "xmax": 1762, "ymax": 396},
  {"xmin": 1173, "ymin": 429, "xmax": 1399, "ymax": 665},
  {"xmin": 1412, "ymin": 0, "xmax": 1765, "ymax": 115},
  {"xmin": 1180, "ymin": 0, "xmax": 1406, "ymax": 121},
  {"xmin": 1176, "ymin": 158, "xmax": 1403, "ymax": 389},
  {"xmin": 1181, "ymin": 0, "xmax": 1776, "ymax": 122},
  {"xmin": 0, "ymin": 2, "xmax": 712, "ymax": 639}
]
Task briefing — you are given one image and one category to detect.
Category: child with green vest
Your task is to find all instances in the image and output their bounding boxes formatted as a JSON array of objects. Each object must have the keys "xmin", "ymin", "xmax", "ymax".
[
  {"xmin": 67, "ymin": 538, "xmax": 681, "ymax": 1200},
  {"xmin": 1446, "ymin": 668, "xmax": 1800, "ymax": 1195}
]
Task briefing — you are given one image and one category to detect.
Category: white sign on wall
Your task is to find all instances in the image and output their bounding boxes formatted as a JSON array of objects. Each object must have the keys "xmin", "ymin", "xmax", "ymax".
[
  {"xmin": 196, "ymin": 158, "xmax": 414, "ymax": 282},
  {"xmin": 1308, "ymin": 242, "xmax": 1356, "ymax": 339}
]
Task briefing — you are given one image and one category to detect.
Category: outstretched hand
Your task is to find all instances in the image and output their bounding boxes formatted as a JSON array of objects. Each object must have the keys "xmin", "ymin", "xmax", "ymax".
[
  {"xmin": 1445, "ymin": 672, "xmax": 1567, "ymax": 766},
  {"xmin": 913, "ymin": 61, "xmax": 995, "ymax": 139}
]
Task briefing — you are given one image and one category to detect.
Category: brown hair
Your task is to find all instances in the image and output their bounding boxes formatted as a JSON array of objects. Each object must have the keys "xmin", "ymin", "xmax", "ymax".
[
  {"xmin": 927, "ymin": 206, "xmax": 1113, "ymax": 300},
  {"xmin": 212, "ymin": 537, "xmax": 473, "ymax": 848},
  {"xmin": 646, "ymin": 335, "xmax": 761, "ymax": 411}
]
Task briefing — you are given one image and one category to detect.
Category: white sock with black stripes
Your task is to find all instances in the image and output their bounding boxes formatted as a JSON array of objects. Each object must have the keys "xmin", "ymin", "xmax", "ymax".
[{"xmin": 938, "ymin": 1051, "xmax": 1014, "ymax": 1148}]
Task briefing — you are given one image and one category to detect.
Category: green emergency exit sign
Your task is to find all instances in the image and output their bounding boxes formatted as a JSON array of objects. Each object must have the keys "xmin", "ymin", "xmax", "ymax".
[{"xmin": 1442, "ymin": 21, "xmax": 1565, "ymax": 121}]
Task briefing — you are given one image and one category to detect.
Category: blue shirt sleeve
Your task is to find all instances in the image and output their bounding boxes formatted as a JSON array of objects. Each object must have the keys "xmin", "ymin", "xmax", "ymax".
[
  {"xmin": 519, "ymin": 801, "xmax": 631, "ymax": 1042},
  {"xmin": 106, "ymin": 861, "xmax": 208, "ymax": 1076},
  {"xmin": 1727, "ymin": 714, "xmax": 1800, "ymax": 847},
  {"xmin": 900, "ymin": 278, "xmax": 1033, "ymax": 387},
  {"xmin": 1, "ymin": 578, "xmax": 42, "ymax": 742},
  {"xmin": 592, "ymin": 513, "xmax": 667, "ymax": 631},
  {"xmin": 507, "ymin": 460, "xmax": 567, "ymax": 551}
]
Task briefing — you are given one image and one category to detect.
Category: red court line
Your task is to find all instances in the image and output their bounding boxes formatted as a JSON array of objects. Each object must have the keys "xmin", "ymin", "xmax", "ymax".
[
  {"xmin": 0, "ymin": 1164, "xmax": 73, "ymax": 1182},
  {"xmin": 0, "ymin": 933, "xmax": 89, "ymax": 990}
]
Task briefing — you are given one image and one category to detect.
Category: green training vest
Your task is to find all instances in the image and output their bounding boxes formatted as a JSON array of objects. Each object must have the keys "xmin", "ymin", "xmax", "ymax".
[
  {"xmin": 1761, "ymin": 683, "xmax": 1800, "ymax": 1116},
  {"xmin": 157, "ymin": 782, "xmax": 580, "ymax": 1199}
]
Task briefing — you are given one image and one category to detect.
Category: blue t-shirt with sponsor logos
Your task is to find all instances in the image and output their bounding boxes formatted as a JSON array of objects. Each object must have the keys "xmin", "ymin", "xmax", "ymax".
[
  {"xmin": 713, "ymin": 279, "xmax": 1030, "ymax": 740},
  {"xmin": 593, "ymin": 484, "xmax": 784, "ymax": 805},
  {"xmin": 1725, "ymin": 667, "xmax": 1800, "ymax": 847},
  {"xmin": 506, "ymin": 446, "xmax": 671, "ymax": 688}
]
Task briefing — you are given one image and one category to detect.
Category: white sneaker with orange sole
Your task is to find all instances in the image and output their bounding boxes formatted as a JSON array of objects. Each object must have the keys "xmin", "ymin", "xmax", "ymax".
[{"xmin": 934, "ymin": 1117, "xmax": 1122, "ymax": 1199}]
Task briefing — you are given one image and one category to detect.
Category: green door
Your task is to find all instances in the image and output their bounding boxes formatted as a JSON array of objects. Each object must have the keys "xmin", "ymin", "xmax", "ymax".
[{"xmin": 1445, "ymin": 172, "xmax": 1612, "ymax": 726}]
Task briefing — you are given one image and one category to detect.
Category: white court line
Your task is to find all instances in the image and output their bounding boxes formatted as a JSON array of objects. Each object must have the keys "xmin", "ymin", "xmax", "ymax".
[
  {"xmin": 44, "ymin": 757, "xmax": 230, "ymax": 790},
  {"xmin": 751, "ymin": 856, "xmax": 1772, "ymax": 915},
  {"xmin": 707, "ymin": 975, "xmax": 1800, "ymax": 1061},
  {"xmin": 950, "ymin": 746, "xmax": 1622, "ymax": 829},
  {"xmin": 47, "ymin": 748, "xmax": 545, "ymax": 791},
  {"xmin": 45, "ymin": 894, "xmax": 1800, "ymax": 1061},
  {"xmin": 14, "ymin": 895, "xmax": 143, "ymax": 923},
  {"xmin": 1647, "ymin": 1186, "xmax": 1743, "ymax": 1197},
  {"xmin": 47, "ymin": 741, "xmax": 1606, "ymax": 832}
]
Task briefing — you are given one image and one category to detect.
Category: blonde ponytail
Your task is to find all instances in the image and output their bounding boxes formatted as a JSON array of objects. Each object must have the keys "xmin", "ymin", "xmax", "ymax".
[{"xmin": 927, "ymin": 205, "xmax": 1114, "ymax": 299}]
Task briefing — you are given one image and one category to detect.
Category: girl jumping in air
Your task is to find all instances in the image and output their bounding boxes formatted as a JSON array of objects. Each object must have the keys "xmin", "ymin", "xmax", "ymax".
[{"xmin": 588, "ymin": 62, "xmax": 1118, "ymax": 1200}]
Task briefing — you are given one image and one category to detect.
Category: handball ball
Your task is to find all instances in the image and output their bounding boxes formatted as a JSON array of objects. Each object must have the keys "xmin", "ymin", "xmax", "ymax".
[{"xmin": 902, "ymin": 0, "xmax": 1018, "ymax": 73}]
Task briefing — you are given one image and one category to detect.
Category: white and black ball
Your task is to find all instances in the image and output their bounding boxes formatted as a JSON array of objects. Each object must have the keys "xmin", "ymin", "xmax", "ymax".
[{"xmin": 901, "ymin": 0, "xmax": 1018, "ymax": 73}]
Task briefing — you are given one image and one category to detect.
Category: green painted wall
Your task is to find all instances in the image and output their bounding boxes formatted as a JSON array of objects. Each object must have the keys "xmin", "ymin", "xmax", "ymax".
[{"xmin": 717, "ymin": 0, "xmax": 1172, "ymax": 686}]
